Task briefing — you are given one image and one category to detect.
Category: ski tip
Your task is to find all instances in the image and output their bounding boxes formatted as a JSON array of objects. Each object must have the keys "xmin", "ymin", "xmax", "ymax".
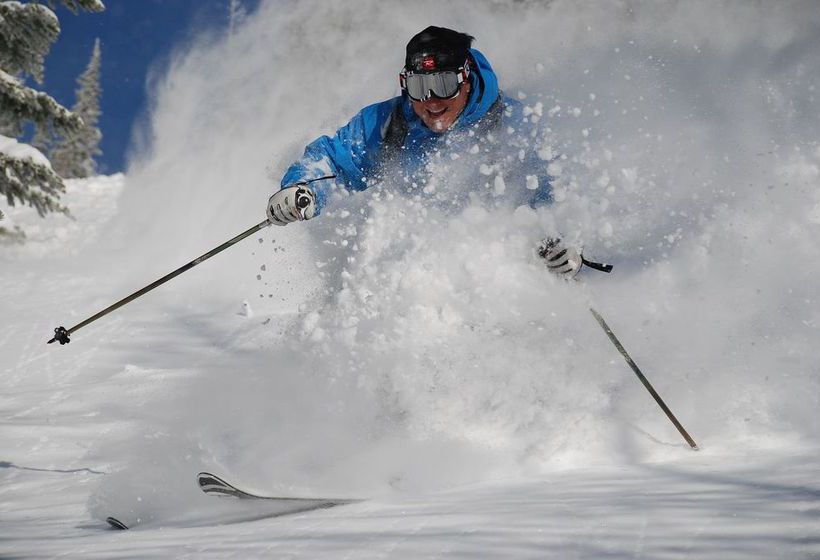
[
  {"xmin": 106, "ymin": 516, "xmax": 129, "ymax": 530},
  {"xmin": 197, "ymin": 471, "xmax": 227, "ymax": 489},
  {"xmin": 197, "ymin": 471, "xmax": 218, "ymax": 483},
  {"xmin": 197, "ymin": 471, "xmax": 249, "ymax": 498}
]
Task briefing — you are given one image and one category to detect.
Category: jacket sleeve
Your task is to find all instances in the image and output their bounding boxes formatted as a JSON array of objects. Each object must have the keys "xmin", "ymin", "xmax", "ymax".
[
  {"xmin": 500, "ymin": 96, "xmax": 554, "ymax": 208},
  {"xmin": 280, "ymin": 98, "xmax": 399, "ymax": 214}
]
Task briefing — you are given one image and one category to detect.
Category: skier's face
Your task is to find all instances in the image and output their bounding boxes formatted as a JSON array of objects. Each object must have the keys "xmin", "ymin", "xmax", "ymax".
[{"xmin": 411, "ymin": 81, "xmax": 471, "ymax": 133}]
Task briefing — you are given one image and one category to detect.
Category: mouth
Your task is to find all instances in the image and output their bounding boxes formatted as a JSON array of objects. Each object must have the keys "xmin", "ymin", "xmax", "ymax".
[{"xmin": 425, "ymin": 106, "xmax": 447, "ymax": 118}]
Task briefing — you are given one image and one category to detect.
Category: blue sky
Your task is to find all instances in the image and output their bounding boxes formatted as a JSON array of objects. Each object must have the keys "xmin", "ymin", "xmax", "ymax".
[{"xmin": 45, "ymin": 0, "xmax": 258, "ymax": 174}]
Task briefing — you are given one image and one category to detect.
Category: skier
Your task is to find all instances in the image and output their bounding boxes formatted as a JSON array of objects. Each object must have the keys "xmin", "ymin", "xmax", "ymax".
[{"xmin": 266, "ymin": 26, "xmax": 582, "ymax": 277}]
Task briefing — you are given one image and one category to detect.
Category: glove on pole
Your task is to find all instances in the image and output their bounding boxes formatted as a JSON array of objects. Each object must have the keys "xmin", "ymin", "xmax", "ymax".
[
  {"xmin": 589, "ymin": 307, "xmax": 699, "ymax": 450},
  {"xmin": 48, "ymin": 175, "xmax": 336, "ymax": 345},
  {"xmin": 538, "ymin": 237, "xmax": 614, "ymax": 277}
]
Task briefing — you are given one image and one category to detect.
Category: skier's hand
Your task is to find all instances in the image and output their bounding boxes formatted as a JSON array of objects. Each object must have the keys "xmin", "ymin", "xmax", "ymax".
[
  {"xmin": 266, "ymin": 185, "xmax": 316, "ymax": 226},
  {"xmin": 537, "ymin": 237, "xmax": 583, "ymax": 279}
]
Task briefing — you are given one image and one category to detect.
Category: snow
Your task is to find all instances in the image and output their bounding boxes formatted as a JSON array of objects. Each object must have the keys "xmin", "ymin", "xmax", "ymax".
[
  {"xmin": 2, "ymin": 1, "xmax": 820, "ymax": 558},
  {"xmin": 1, "ymin": 68, "xmax": 22, "ymax": 87},
  {"xmin": 0, "ymin": 133, "xmax": 50, "ymax": 168},
  {"xmin": 0, "ymin": 173, "xmax": 124, "ymax": 257}
]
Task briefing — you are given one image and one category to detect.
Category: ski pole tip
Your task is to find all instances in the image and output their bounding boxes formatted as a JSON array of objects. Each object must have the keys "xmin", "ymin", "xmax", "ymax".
[{"xmin": 47, "ymin": 326, "xmax": 71, "ymax": 345}]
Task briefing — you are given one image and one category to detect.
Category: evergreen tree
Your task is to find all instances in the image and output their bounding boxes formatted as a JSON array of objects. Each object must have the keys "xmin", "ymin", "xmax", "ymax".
[
  {"xmin": 0, "ymin": 0, "xmax": 104, "ymax": 223},
  {"xmin": 51, "ymin": 37, "xmax": 102, "ymax": 178},
  {"xmin": 30, "ymin": 122, "xmax": 53, "ymax": 155},
  {"xmin": 228, "ymin": 0, "xmax": 246, "ymax": 38}
]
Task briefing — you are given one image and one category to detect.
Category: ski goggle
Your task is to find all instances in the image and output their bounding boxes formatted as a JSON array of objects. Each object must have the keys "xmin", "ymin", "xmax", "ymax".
[{"xmin": 399, "ymin": 64, "xmax": 470, "ymax": 102}]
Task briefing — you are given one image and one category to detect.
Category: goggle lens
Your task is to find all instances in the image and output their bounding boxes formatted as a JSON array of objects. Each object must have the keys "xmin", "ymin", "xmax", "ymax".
[{"xmin": 404, "ymin": 71, "xmax": 462, "ymax": 101}]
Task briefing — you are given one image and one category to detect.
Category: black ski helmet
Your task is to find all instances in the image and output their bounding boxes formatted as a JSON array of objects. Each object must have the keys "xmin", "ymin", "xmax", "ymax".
[{"xmin": 405, "ymin": 26, "xmax": 475, "ymax": 73}]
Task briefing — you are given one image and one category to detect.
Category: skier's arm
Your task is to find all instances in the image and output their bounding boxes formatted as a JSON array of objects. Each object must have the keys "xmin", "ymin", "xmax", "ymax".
[
  {"xmin": 499, "ymin": 96, "xmax": 554, "ymax": 208},
  {"xmin": 526, "ymin": 158, "xmax": 556, "ymax": 208},
  {"xmin": 279, "ymin": 99, "xmax": 397, "ymax": 215}
]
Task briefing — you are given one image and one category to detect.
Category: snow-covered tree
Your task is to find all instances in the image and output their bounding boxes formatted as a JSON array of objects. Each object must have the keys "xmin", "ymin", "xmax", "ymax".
[
  {"xmin": 51, "ymin": 37, "xmax": 102, "ymax": 178},
  {"xmin": 0, "ymin": 0, "xmax": 104, "ymax": 224},
  {"xmin": 0, "ymin": 133, "xmax": 65, "ymax": 216},
  {"xmin": 228, "ymin": 0, "xmax": 246, "ymax": 38},
  {"xmin": 30, "ymin": 121, "xmax": 52, "ymax": 154},
  {"xmin": 57, "ymin": 0, "xmax": 106, "ymax": 14}
]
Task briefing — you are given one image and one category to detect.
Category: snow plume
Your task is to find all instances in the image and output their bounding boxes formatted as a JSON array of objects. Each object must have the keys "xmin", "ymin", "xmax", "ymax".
[{"xmin": 89, "ymin": 1, "xmax": 820, "ymax": 525}]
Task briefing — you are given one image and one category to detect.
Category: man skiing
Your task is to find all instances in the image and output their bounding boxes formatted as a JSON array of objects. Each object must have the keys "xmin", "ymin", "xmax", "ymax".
[{"xmin": 266, "ymin": 26, "xmax": 583, "ymax": 277}]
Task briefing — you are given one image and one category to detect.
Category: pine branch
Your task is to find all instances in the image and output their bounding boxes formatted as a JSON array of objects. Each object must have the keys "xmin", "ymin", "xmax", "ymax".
[
  {"xmin": 0, "ymin": 69, "xmax": 82, "ymax": 134},
  {"xmin": 0, "ymin": 2, "xmax": 60, "ymax": 83},
  {"xmin": 53, "ymin": 0, "xmax": 105, "ymax": 15},
  {"xmin": 0, "ymin": 151, "xmax": 68, "ymax": 217},
  {"xmin": 0, "ymin": 223, "xmax": 26, "ymax": 244}
]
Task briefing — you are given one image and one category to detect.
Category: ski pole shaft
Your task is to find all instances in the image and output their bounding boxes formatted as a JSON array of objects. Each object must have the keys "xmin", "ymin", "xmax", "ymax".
[
  {"xmin": 47, "ymin": 219, "xmax": 271, "ymax": 345},
  {"xmin": 582, "ymin": 257, "xmax": 613, "ymax": 274},
  {"xmin": 589, "ymin": 307, "xmax": 698, "ymax": 450},
  {"xmin": 47, "ymin": 174, "xmax": 337, "ymax": 346}
]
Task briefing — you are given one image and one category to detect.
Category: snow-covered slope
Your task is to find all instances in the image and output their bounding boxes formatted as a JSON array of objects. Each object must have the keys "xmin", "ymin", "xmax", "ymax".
[
  {"xmin": 0, "ymin": 173, "xmax": 125, "ymax": 257},
  {"xmin": 2, "ymin": 1, "xmax": 820, "ymax": 558}
]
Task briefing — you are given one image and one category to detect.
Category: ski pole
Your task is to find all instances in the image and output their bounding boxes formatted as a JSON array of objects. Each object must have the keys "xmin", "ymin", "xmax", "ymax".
[
  {"xmin": 581, "ymin": 257, "xmax": 613, "ymax": 274},
  {"xmin": 589, "ymin": 307, "xmax": 699, "ymax": 450},
  {"xmin": 47, "ymin": 175, "xmax": 335, "ymax": 345},
  {"xmin": 47, "ymin": 219, "xmax": 271, "ymax": 345}
]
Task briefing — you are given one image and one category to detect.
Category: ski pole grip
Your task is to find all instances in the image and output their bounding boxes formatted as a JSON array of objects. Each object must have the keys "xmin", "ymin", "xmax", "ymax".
[
  {"xmin": 296, "ymin": 191, "xmax": 311, "ymax": 209},
  {"xmin": 295, "ymin": 174, "xmax": 335, "ymax": 210}
]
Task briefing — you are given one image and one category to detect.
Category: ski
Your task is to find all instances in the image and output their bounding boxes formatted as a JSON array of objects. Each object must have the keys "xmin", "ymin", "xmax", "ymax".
[
  {"xmin": 197, "ymin": 471, "xmax": 362, "ymax": 509},
  {"xmin": 102, "ymin": 473, "xmax": 360, "ymax": 531},
  {"xmin": 106, "ymin": 516, "xmax": 128, "ymax": 530}
]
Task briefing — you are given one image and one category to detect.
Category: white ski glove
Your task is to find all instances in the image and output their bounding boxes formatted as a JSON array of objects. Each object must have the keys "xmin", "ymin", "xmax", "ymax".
[
  {"xmin": 537, "ymin": 237, "xmax": 583, "ymax": 279},
  {"xmin": 266, "ymin": 185, "xmax": 316, "ymax": 226}
]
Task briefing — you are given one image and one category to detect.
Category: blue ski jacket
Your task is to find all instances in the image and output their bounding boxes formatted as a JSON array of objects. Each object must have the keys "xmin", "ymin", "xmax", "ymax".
[{"xmin": 281, "ymin": 48, "xmax": 552, "ymax": 214}]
